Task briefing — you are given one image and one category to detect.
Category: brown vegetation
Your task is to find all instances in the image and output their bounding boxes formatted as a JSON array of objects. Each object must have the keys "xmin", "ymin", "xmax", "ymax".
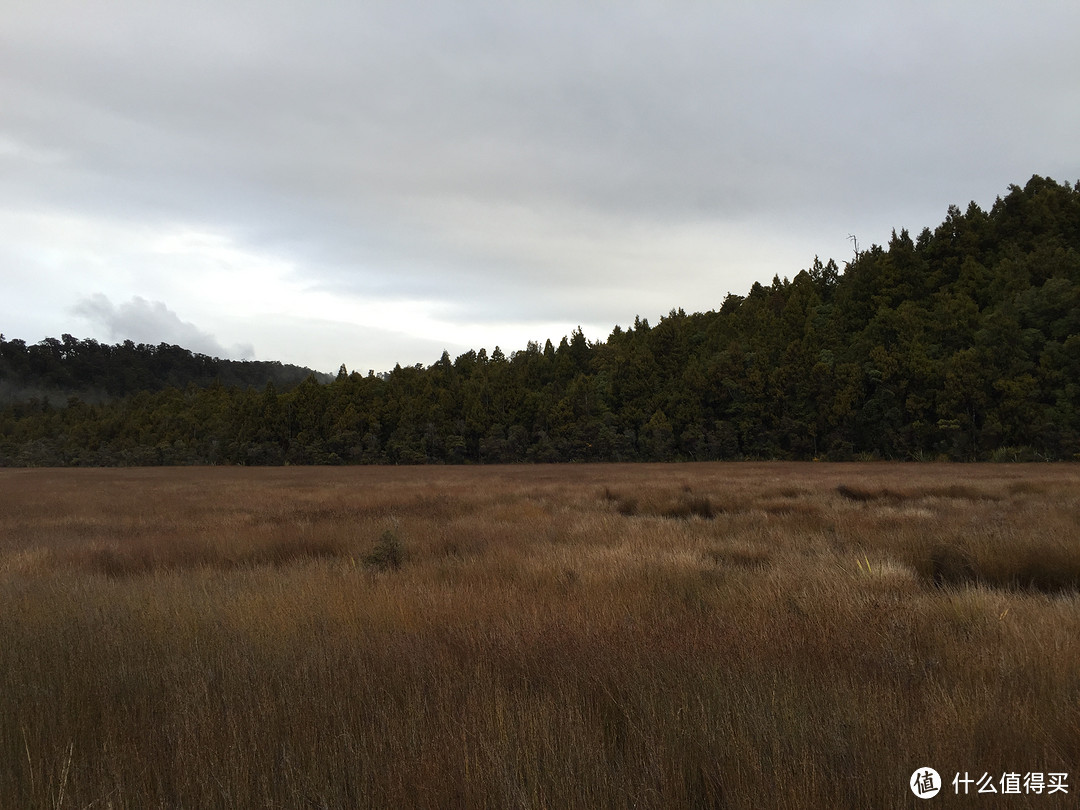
[{"xmin": 1, "ymin": 463, "xmax": 1079, "ymax": 808}]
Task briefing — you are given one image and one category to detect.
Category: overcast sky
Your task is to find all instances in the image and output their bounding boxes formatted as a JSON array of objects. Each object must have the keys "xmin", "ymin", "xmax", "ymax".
[{"xmin": 2, "ymin": 1, "xmax": 1078, "ymax": 373}]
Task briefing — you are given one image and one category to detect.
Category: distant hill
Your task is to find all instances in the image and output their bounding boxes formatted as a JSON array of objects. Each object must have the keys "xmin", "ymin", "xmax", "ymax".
[
  {"xmin": 0, "ymin": 335, "xmax": 332, "ymax": 404},
  {"xmin": 2, "ymin": 174, "xmax": 1078, "ymax": 465}
]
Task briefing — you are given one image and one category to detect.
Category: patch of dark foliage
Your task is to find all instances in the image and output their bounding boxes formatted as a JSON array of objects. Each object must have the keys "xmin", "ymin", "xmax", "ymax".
[
  {"xmin": 706, "ymin": 548, "xmax": 771, "ymax": 570},
  {"xmin": 836, "ymin": 485, "xmax": 896, "ymax": 503},
  {"xmin": 603, "ymin": 489, "xmax": 639, "ymax": 516},
  {"xmin": 925, "ymin": 544, "xmax": 1080, "ymax": 595},
  {"xmin": 365, "ymin": 529, "xmax": 406, "ymax": 571},
  {"xmin": 928, "ymin": 546, "xmax": 979, "ymax": 588},
  {"xmin": 72, "ymin": 533, "xmax": 353, "ymax": 578},
  {"xmin": 838, "ymin": 483, "xmax": 997, "ymax": 504},
  {"xmin": 663, "ymin": 494, "xmax": 717, "ymax": 520},
  {"xmin": 997, "ymin": 554, "xmax": 1080, "ymax": 595}
]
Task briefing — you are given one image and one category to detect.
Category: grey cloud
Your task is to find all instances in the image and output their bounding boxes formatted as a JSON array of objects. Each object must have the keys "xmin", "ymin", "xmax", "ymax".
[
  {"xmin": 6, "ymin": 5, "xmax": 1067, "ymax": 212},
  {"xmin": 3, "ymin": 1, "xmax": 1080, "ymax": 363},
  {"xmin": 72, "ymin": 294, "xmax": 254, "ymax": 359},
  {"xmin": 8, "ymin": 4, "xmax": 1078, "ymax": 226}
]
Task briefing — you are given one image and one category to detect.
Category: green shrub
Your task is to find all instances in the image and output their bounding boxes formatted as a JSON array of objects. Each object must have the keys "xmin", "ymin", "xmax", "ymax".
[{"xmin": 365, "ymin": 529, "xmax": 405, "ymax": 571}]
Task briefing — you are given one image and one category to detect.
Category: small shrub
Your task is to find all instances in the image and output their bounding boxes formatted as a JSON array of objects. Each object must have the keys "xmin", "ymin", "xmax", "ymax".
[{"xmin": 365, "ymin": 529, "xmax": 405, "ymax": 571}]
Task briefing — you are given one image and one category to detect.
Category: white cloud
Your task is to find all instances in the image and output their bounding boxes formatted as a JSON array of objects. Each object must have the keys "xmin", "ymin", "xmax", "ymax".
[{"xmin": 72, "ymin": 293, "xmax": 253, "ymax": 359}]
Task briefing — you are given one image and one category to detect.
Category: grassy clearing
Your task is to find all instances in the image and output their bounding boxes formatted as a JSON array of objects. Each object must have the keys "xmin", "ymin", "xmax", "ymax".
[{"xmin": 1, "ymin": 463, "xmax": 1078, "ymax": 808}]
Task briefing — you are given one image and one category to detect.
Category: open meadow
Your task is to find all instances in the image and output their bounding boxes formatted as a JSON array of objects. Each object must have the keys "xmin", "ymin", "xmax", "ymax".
[{"xmin": 2, "ymin": 462, "xmax": 1079, "ymax": 808}]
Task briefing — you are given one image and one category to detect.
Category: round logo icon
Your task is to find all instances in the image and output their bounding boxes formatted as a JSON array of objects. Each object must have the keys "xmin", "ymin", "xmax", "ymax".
[{"xmin": 911, "ymin": 767, "xmax": 941, "ymax": 798}]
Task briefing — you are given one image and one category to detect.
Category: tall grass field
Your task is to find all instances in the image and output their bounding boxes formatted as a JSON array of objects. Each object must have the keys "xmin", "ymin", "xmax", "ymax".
[{"xmin": 2, "ymin": 463, "xmax": 1079, "ymax": 808}]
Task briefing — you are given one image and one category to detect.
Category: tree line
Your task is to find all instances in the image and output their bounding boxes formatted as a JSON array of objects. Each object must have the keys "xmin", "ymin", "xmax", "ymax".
[
  {"xmin": 2, "ymin": 175, "xmax": 1078, "ymax": 466},
  {"xmin": 0, "ymin": 335, "xmax": 329, "ymax": 404}
]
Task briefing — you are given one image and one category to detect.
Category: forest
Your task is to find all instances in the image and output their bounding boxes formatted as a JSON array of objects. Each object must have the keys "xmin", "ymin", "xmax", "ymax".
[{"xmin": 1, "ymin": 174, "xmax": 1078, "ymax": 466}]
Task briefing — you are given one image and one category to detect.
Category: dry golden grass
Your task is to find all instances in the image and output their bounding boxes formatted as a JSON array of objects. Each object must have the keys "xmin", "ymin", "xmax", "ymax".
[{"xmin": 1, "ymin": 462, "xmax": 1079, "ymax": 808}]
